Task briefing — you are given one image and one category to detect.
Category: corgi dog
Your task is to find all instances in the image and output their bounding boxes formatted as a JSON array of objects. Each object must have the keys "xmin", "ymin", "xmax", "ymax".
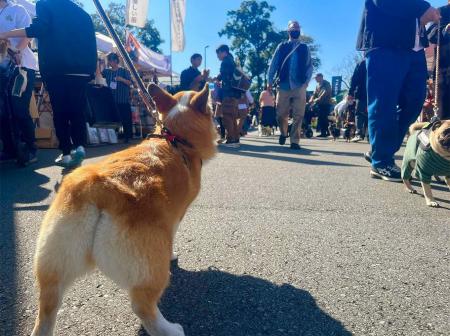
[{"xmin": 31, "ymin": 84, "xmax": 216, "ymax": 336}]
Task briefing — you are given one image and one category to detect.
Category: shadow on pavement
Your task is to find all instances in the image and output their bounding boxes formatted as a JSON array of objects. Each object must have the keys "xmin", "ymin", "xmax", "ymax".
[
  {"xmin": 0, "ymin": 165, "xmax": 50, "ymax": 336},
  {"xmin": 220, "ymin": 143, "xmax": 365, "ymax": 168},
  {"xmin": 138, "ymin": 262, "xmax": 352, "ymax": 336}
]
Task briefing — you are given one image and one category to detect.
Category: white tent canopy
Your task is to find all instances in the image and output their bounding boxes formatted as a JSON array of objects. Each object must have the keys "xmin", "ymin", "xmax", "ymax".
[{"xmin": 16, "ymin": 0, "xmax": 175, "ymax": 77}]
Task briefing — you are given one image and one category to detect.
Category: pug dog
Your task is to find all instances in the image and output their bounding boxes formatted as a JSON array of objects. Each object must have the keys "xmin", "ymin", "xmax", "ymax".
[{"xmin": 402, "ymin": 120, "xmax": 450, "ymax": 207}]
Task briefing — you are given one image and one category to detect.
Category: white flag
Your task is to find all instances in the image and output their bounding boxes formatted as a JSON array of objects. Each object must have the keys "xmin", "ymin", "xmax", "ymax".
[
  {"xmin": 126, "ymin": 0, "xmax": 149, "ymax": 28},
  {"xmin": 170, "ymin": 0, "xmax": 186, "ymax": 52}
]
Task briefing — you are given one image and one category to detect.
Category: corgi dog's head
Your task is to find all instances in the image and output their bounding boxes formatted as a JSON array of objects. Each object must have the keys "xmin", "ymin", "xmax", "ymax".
[
  {"xmin": 430, "ymin": 119, "xmax": 450, "ymax": 161},
  {"xmin": 147, "ymin": 83, "xmax": 217, "ymax": 160}
]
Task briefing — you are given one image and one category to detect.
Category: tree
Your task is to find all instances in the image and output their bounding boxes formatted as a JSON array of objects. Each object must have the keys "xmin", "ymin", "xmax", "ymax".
[
  {"xmin": 91, "ymin": 2, "xmax": 164, "ymax": 53},
  {"xmin": 219, "ymin": 0, "xmax": 321, "ymax": 94},
  {"xmin": 331, "ymin": 52, "xmax": 364, "ymax": 88}
]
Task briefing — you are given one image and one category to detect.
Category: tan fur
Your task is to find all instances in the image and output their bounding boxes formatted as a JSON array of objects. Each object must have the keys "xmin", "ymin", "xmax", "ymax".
[{"xmin": 31, "ymin": 84, "xmax": 216, "ymax": 336}]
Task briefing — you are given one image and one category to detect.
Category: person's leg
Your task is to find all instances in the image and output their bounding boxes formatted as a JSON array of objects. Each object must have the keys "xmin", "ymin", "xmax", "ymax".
[
  {"xmin": 439, "ymin": 71, "xmax": 450, "ymax": 120},
  {"xmin": 0, "ymin": 94, "xmax": 17, "ymax": 158},
  {"xmin": 221, "ymin": 97, "xmax": 238, "ymax": 143},
  {"xmin": 66, "ymin": 76, "xmax": 88, "ymax": 149},
  {"xmin": 276, "ymin": 90, "xmax": 290, "ymax": 137},
  {"xmin": 317, "ymin": 105, "xmax": 330, "ymax": 136},
  {"xmin": 396, "ymin": 50, "xmax": 427, "ymax": 151},
  {"xmin": 366, "ymin": 48, "xmax": 409, "ymax": 168},
  {"xmin": 355, "ymin": 99, "xmax": 367, "ymax": 137},
  {"xmin": 118, "ymin": 103, "xmax": 133, "ymax": 141},
  {"xmin": 45, "ymin": 77, "xmax": 72, "ymax": 156},
  {"xmin": 290, "ymin": 86, "xmax": 306, "ymax": 144}
]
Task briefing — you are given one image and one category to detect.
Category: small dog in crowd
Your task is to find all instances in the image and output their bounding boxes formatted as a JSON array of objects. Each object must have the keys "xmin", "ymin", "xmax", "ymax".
[
  {"xmin": 258, "ymin": 124, "xmax": 275, "ymax": 136},
  {"xmin": 342, "ymin": 123, "xmax": 356, "ymax": 142},
  {"xmin": 328, "ymin": 122, "xmax": 340, "ymax": 141},
  {"xmin": 31, "ymin": 84, "xmax": 216, "ymax": 336},
  {"xmin": 402, "ymin": 120, "xmax": 450, "ymax": 207}
]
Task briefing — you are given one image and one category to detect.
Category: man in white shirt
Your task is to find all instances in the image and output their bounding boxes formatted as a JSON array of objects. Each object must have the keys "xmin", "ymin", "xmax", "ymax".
[{"xmin": 0, "ymin": 0, "xmax": 38, "ymax": 165}]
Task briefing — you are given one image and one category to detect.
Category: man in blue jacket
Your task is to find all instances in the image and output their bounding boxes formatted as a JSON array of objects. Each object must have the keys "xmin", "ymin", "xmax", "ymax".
[
  {"xmin": 1, "ymin": 0, "xmax": 97, "ymax": 168},
  {"xmin": 357, "ymin": 0, "xmax": 440, "ymax": 182}
]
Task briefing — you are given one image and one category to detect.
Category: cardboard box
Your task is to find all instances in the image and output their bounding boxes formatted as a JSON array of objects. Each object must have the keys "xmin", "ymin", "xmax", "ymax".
[
  {"xmin": 29, "ymin": 91, "xmax": 39, "ymax": 119},
  {"xmin": 35, "ymin": 128, "xmax": 59, "ymax": 149}
]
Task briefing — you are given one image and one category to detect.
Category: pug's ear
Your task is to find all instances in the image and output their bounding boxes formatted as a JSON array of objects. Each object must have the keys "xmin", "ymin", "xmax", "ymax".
[
  {"xmin": 147, "ymin": 83, "xmax": 177, "ymax": 114},
  {"xmin": 190, "ymin": 83, "xmax": 210, "ymax": 114}
]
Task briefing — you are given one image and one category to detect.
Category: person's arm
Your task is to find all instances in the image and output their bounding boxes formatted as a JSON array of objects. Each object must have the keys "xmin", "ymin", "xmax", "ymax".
[
  {"xmin": 24, "ymin": 1, "xmax": 52, "ymax": 38},
  {"xmin": 372, "ymin": 0, "xmax": 431, "ymax": 19},
  {"xmin": 116, "ymin": 69, "xmax": 132, "ymax": 87},
  {"xmin": 13, "ymin": 6, "xmax": 33, "ymax": 52},
  {"xmin": 267, "ymin": 44, "xmax": 282, "ymax": 88},
  {"xmin": 304, "ymin": 46, "xmax": 313, "ymax": 86},
  {"xmin": 348, "ymin": 62, "xmax": 362, "ymax": 98}
]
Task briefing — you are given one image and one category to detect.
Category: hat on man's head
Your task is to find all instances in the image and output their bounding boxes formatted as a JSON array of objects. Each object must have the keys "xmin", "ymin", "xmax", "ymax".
[{"xmin": 287, "ymin": 20, "xmax": 301, "ymax": 31}]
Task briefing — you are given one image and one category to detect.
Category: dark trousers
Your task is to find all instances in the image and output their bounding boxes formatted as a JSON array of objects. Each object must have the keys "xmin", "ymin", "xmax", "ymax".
[
  {"xmin": 45, "ymin": 75, "xmax": 89, "ymax": 155},
  {"xmin": 366, "ymin": 48, "xmax": 427, "ymax": 168},
  {"xmin": 317, "ymin": 104, "xmax": 330, "ymax": 135},
  {"xmin": 439, "ymin": 70, "xmax": 450, "ymax": 120},
  {"xmin": 117, "ymin": 103, "xmax": 132, "ymax": 140},
  {"xmin": 355, "ymin": 99, "xmax": 368, "ymax": 138},
  {"xmin": 10, "ymin": 68, "xmax": 36, "ymax": 154},
  {"xmin": 216, "ymin": 117, "xmax": 226, "ymax": 138}
]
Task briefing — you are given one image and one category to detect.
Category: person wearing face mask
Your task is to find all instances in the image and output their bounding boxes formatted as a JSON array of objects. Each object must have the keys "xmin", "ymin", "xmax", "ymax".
[{"xmin": 268, "ymin": 20, "xmax": 313, "ymax": 150}]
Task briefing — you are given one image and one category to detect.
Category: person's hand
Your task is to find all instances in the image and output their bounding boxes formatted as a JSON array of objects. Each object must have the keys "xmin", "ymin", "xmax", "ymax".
[
  {"xmin": 420, "ymin": 7, "xmax": 441, "ymax": 26},
  {"xmin": 202, "ymin": 69, "xmax": 210, "ymax": 78},
  {"xmin": 116, "ymin": 76, "xmax": 124, "ymax": 82}
]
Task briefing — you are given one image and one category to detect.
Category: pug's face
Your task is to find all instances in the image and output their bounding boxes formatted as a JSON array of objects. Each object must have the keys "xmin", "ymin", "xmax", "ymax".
[{"xmin": 430, "ymin": 120, "xmax": 450, "ymax": 160}]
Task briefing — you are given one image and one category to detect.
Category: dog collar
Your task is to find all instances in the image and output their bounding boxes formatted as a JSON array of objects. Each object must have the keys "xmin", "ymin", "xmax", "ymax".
[{"xmin": 147, "ymin": 127, "xmax": 193, "ymax": 149}]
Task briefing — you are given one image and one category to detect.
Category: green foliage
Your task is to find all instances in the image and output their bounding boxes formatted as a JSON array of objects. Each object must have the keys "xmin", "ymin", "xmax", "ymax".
[
  {"xmin": 219, "ymin": 0, "xmax": 321, "ymax": 94},
  {"xmin": 91, "ymin": 2, "xmax": 164, "ymax": 53}
]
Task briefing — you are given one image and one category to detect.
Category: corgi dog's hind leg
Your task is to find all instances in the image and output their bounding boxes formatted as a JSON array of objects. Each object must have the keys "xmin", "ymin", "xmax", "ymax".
[
  {"xmin": 32, "ymin": 205, "xmax": 100, "ymax": 336},
  {"xmin": 130, "ymin": 286, "xmax": 185, "ymax": 336}
]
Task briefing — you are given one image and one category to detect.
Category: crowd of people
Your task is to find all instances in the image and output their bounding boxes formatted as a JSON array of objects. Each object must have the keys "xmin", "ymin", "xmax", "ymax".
[{"xmin": 0, "ymin": 0, "xmax": 449, "ymax": 185}]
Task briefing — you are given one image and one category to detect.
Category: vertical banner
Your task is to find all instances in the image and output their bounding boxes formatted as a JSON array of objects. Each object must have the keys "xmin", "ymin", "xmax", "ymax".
[
  {"xmin": 126, "ymin": 0, "xmax": 149, "ymax": 28},
  {"xmin": 170, "ymin": 0, "xmax": 186, "ymax": 52},
  {"xmin": 331, "ymin": 76, "xmax": 343, "ymax": 97}
]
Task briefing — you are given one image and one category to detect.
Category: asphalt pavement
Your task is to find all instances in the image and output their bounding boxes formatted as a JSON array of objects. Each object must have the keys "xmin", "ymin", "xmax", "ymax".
[{"xmin": 1, "ymin": 132, "xmax": 449, "ymax": 336}]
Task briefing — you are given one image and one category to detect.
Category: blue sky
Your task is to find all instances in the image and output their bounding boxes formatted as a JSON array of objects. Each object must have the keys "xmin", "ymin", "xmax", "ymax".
[{"xmin": 81, "ymin": 0, "xmax": 445, "ymax": 81}]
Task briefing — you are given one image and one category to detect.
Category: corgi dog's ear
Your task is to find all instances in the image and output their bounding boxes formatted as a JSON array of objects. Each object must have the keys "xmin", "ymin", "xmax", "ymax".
[
  {"xmin": 190, "ymin": 83, "xmax": 210, "ymax": 114},
  {"xmin": 147, "ymin": 83, "xmax": 177, "ymax": 114}
]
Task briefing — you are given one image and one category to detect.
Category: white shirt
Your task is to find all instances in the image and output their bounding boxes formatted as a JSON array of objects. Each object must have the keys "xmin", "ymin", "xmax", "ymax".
[{"xmin": 0, "ymin": 3, "xmax": 38, "ymax": 70}]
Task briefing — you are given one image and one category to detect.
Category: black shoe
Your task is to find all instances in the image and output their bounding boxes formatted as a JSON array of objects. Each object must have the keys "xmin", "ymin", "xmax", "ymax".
[
  {"xmin": 290, "ymin": 143, "xmax": 301, "ymax": 150},
  {"xmin": 364, "ymin": 151, "xmax": 372, "ymax": 163},
  {"xmin": 317, "ymin": 134, "xmax": 328, "ymax": 138},
  {"xmin": 370, "ymin": 165, "xmax": 402, "ymax": 182},
  {"xmin": 279, "ymin": 135, "xmax": 287, "ymax": 145}
]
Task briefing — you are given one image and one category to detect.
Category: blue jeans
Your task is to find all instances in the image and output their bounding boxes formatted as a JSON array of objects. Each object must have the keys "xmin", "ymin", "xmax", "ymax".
[{"xmin": 366, "ymin": 48, "xmax": 427, "ymax": 168}]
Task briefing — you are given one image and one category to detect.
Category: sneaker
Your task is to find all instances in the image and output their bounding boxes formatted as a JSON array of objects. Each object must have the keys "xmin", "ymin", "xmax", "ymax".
[
  {"xmin": 217, "ymin": 138, "xmax": 225, "ymax": 144},
  {"xmin": 55, "ymin": 154, "xmax": 72, "ymax": 167},
  {"xmin": 70, "ymin": 146, "xmax": 86, "ymax": 166},
  {"xmin": 351, "ymin": 135, "xmax": 363, "ymax": 143},
  {"xmin": 364, "ymin": 151, "xmax": 372, "ymax": 163},
  {"xmin": 290, "ymin": 143, "xmax": 301, "ymax": 150},
  {"xmin": 22, "ymin": 152, "xmax": 38, "ymax": 166},
  {"xmin": 223, "ymin": 141, "xmax": 239, "ymax": 148},
  {"xmin": 370, "ymin": 165, "xmax": 402, "ymax": 182},
  {"xmin": 317, "ymin": 134, "xmax": 328, "ymax": 138},
  {"xmin": 279, "ymin": 135, "xmax": 287, "ymax": 145}
]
